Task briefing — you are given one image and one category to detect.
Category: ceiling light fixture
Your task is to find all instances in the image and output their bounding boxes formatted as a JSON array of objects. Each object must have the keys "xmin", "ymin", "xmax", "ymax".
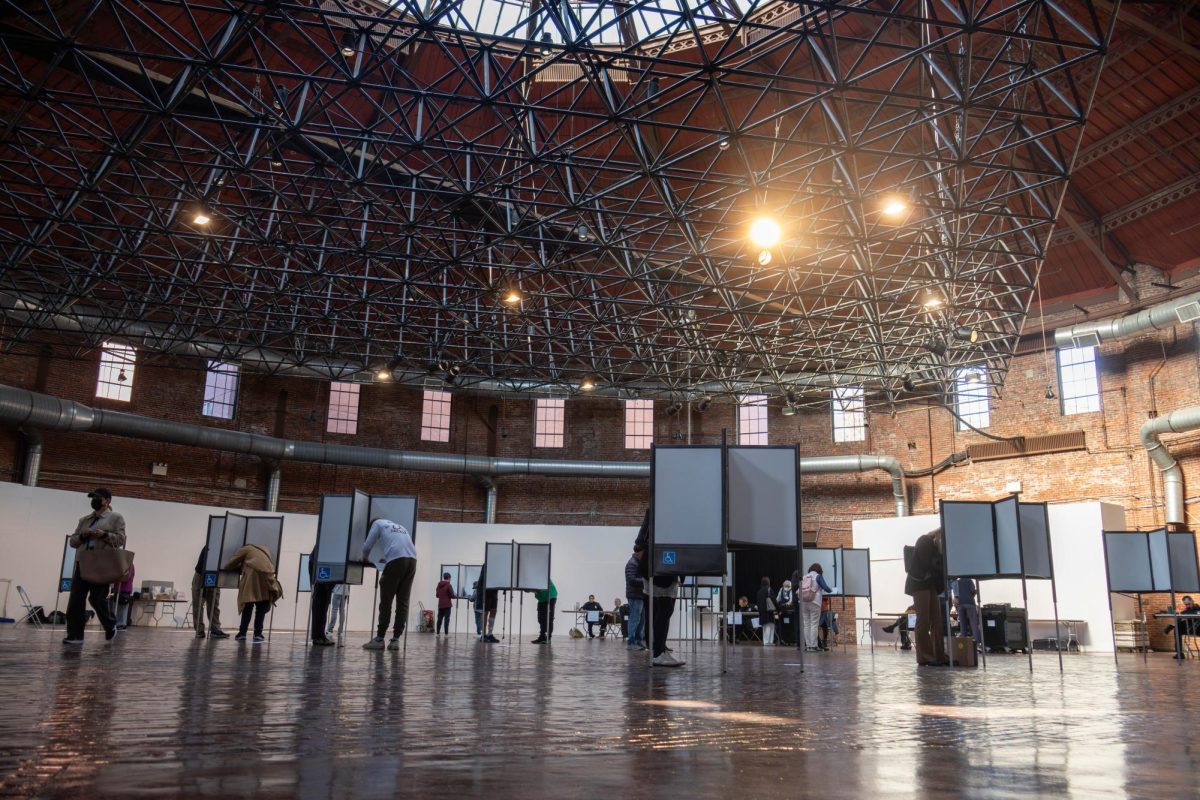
[
  {"xmin": 192, "ymin": 211, "xmax": 211, "ymax": 225},
  {"xmin": 922, "ymin": 339, "xmax": 947, "ymax": 357},
  {"xmin": 580, "ymin": 377, "xmax": 597, "ymax": 392},
  {"xmin": 117, "ymin": 369, "xmax": 127, "ymax": 383},
  {"xmin": 749, "ymin": 217, "xmax": 782, "ymax": 250},
  {"xmin": 902, "ymin": 376, "xmax": 916, "ymax": 392},
  {"xmin": 952, "ymin": 325, "xmax": 978, "ymax": 343},
  {"xmin": 965, "ymin": 371, "xmax": 984, "ymax": 385},
  {"xmin": 880, "ymin": 195, "xmax": 909, "ymax": 219},
  {"xmin": 503, "ymin": 289, "xmax": 522, "ymax": 305},
  {"xmin": 1045, "ymin": 385, "xmax": 1057, "ymax": 400},
  {"xmin": 341, "ymin": 32, "xmax": 356, "ymax": 58},
  {"xmin": 696, "ymin": 396, "xmax": 711, "ymax": 412},
  {"xmin": 757, "ymin": 249, "xmax": 773, "ymax": 267},
  {"xmin": 923, "ymin": 293, "xmax": 944, "ymax": 309},
  {"xmin": 539, "ymin": 33, "xmax": 553, "ymax": 56},
  {"xmin": 665, "ymin": 401, "xmax": 682, "ymax": 416},
  {"xmin": 270, "ymin": 151, "xmax": 283, "ymax": 167},
  {"xmin": 781, "ymin": 403, "xmax": 797, "ymax": 417},
  {"xmin": 576, "ymin": 225, "xmax": 591, "ymax": 242},
  {"xmin": 376, "ymin": 367, "xmax": 393, "ymax": 382}
]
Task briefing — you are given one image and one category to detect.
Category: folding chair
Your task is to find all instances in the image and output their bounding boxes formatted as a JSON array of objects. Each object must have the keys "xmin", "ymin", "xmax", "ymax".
[{"xmin": 15, "ymin": 586, "xmax": 43, "ymax": 629}]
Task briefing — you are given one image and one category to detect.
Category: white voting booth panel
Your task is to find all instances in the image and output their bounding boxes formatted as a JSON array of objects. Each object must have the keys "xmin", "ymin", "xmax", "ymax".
[
  {"xmin": 727, "ymin": 446, "xmax": 798, "ymax": 548},
  {"xmin": 297, "ymin": 553, "xmax": 313, "ymax": 593},
  {"xmin": 805, "ymin": 548, "xmax": 839, "ymax": 590},
  {"xmin": 854, "ymin": 502, "xmax": 1131, "ymax": 651},
  {"xmin": 651, "ymin": 445, "xmax": 724, "ymax": 575},
  {"xmin": 516, "ymin": 543, "xmax": 552, "ymax": 591},
  {"xmin": 217, "ymin": 512, "xmax": 248, "ymax": 589},
  {"xmin": 484, "ymin": 542, "xmax": 515, "ymax": 589},
  {"xmin": 58, "ymin": 535, "xmax": 76, "ymax": 592},
  {"xmin": 245, "ymin": 517, "xmax": 284, "ymax": 565},
  {"xmin": 439, "ymin": 563, "xmax": 458, "ymax": 594},
  {"xmin": 459, "ymin": 564, "xmax": 482, "ymax": 597},
  {"xmin": 315, "ymin": 495, "xmax": 353, "ymax": 584}
]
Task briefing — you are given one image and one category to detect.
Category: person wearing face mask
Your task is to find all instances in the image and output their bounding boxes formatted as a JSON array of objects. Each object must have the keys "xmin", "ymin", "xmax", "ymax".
[{"xmin": 64, "ymin": 488, "xmax": 127, "ymax": 646}]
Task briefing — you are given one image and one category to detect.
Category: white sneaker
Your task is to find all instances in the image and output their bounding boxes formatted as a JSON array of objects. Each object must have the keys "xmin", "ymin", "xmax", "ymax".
[
  {"xmin": 666, "ymin": 652, "xmax": 686, "ymax": 666},
  {"xmin": 652, "ymin": 653, "xmax": 683, "ymax": 667}
]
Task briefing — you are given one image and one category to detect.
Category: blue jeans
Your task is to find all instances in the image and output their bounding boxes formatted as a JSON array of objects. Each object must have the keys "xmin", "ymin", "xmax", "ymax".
[
  {"xmin": 474, "ymin": 608, "xmax": 483, "ymax": 635},
  {"xmin": 627, "ymin": 597, "xmax": 646, "ymax": 647}
]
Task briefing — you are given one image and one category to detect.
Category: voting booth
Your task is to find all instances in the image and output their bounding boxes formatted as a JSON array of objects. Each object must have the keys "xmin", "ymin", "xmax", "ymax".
[
  {"xmin": 58, "ymin": 535, "xmax": 76, "ymax": 593},
  {"xmin": 314, "ymin": 491, "xmax": 419, "ymax": 585},
  {"xmin": 651, "ymin": 445, "xmax": 726, "ymax": 577},
  {"xmin": 1103, "ymin": 528, "xmax": 1200, "ymax": 664},
  {"xmin": 939, "ymin": 496, "xmax": 1061, "ymax": 670},
  {"xmin": 198, "ymin": 511, "xmax": 286, "ymax": 590}
]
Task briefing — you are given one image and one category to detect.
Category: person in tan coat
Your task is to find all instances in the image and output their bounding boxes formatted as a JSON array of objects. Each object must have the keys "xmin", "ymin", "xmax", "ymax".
[
  {"xmin": 64, "ymin": 487, "xmax": 127, "ymax": 646},
  {"xmin": 222, "ymin": 544, "xmax": 283, "ymax": 643}
]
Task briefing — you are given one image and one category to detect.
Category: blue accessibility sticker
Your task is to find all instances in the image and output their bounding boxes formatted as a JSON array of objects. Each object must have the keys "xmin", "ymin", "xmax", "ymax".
[
  {"xmin": 317, "ymin": 566, "xmax": 332, "ymax": 581},
  {"xmin": 662, "ymin": 551, "xmax": 676, "ymax": 565},
  {"xmin": 204, "ymin": 573, "xmax": 217, "ymax": 588},
  {"xmin": 60, "ymin": 579, "xmax": 71, "ymax": 592}
]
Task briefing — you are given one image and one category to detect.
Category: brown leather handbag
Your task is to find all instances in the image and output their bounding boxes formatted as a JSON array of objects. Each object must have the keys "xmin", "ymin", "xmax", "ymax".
[{"xmin": 77, "ymin": 548, "xmax": 136, "ymax": 585}]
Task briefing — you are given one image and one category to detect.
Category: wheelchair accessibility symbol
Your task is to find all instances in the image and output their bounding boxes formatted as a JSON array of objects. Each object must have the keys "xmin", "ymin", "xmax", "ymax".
[
  {"xmin": 662, "ymin": 551, "xmax": 676, "ymax": 565},
  {"xmin": 317, "ymin": 566, "xmax": 332, "ymax": 581},
  {"xmin": 204, "ymin": 573, "xmax": 217, "ymax": 588}
]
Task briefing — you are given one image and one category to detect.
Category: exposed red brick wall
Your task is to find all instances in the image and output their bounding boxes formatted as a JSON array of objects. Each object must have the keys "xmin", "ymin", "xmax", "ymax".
[{"xmin": 1, "ymin": 314, "xmax": 1197, "ymax": 648}]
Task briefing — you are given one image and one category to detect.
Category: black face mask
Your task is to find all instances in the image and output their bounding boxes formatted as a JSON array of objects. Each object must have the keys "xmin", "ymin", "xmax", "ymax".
[{"xmin": 90, "ymin": 497, "xmax": 105, "ymax": 511}]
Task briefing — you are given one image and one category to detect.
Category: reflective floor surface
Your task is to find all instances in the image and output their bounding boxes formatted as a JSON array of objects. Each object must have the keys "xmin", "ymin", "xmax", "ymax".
[{"xmin": 0, "ymin": 625, "xmax": 1197, "ymax": 799}]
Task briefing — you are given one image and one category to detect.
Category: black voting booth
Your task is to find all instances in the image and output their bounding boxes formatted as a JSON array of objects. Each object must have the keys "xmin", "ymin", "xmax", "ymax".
[
  {"xmin": 939, "ymin": 495, "xmax": 1061, "ymax": 671},
  {"xmin": 650, "ymin": 440, "xmax": 806, "ymax": 672},
  {"xmin": 1102, "ymin": 528, "xmax": 1200, "ymax": 665}
]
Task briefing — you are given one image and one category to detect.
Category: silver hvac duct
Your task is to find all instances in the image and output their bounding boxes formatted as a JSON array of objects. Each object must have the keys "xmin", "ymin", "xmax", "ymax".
[
  {"xmin": 21, "ymin": 428, "xmax": 42, "ymax": 487},
  {"xmin": 1054, "ymin": 291, "xmax": 1200, "ymax": 349},
  {"xmin": 479, "ymin": 477, "xmax": 498, "ymax": 524},
  {"xmin": 265, "ymin": 463, "xmax": 281, "ymax": 513},
  {"xmin": 1140, "ymin": 406, "xmax": 1200, "ymax": 525},
  {"xmin": 0, "ymin": 384, "xmax": 909, "ymax": 515}
]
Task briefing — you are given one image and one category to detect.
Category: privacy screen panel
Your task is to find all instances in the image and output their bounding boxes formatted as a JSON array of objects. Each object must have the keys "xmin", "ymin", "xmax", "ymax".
[
  {"xmin": 1168, "ymin": 532, "xmax": 1200, "ymax": 593},
  {"xmin": 841, "ymin": 548, "xmax": 872, "ymax": 598},
  {"xmin": 727, "ymin": 446, "xmax": 798, "ymax": 548},
  {"xmin": 993, "ymin": 496, "xmax": 1022, "ymax": 577},
  {"xmin": 1018, "ymin": 503, "xmax": 1053, "ymax": 579},
  {"xmin": 515, "ymin": 543, "xmax": 551, "ymax": 591},
  {"xmin": 315, "ymin": 495, "xmax": 353, "ymax": 583},
  {"xmin": 484, "ymin": 543, "xmax": 515, "ymax": 590},
  {"xmin": 1104, "ymin": 532, "xmax": 1153, "ymax": 593},
  {"xmin": 941, "ymin": 501, "xmax": 997, "ymax": 577}
]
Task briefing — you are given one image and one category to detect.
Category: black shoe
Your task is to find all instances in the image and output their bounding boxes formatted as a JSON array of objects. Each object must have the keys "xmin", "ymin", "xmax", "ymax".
[
  {"xmin": 252, "ymin": 635, "xmax": 266, "ymax": 644},
  {"xmin": 312, "ymin": 637, "xmax": 335, "ymax": 647},
  {"xmin": 196, "ymin": 631, "xmax": 206, "ymax": 639},
  {"xmin": 485, "ymin": 634, "xmax": 500, "ymax": 643},
  {"xmin": 900, "ymin": 644, "xmax": 912, "ymax": 651},
  {"xmin": 210, "ymin": 630, "xmax": 229, "ymax": 639},
  {"xmin": 531, "ymin": 636, "xmax": 547, "ymax": 644},
  {"xmin": 882, "ymin": 624, "xmax": 896, "ymax": 634},
  {"xmin": 235, "ymin": 633, "xmax": 247, "ymax": 641},
  {"xmin": 105, "ymin": 628, "xmax": 117, "ymax": 642}
]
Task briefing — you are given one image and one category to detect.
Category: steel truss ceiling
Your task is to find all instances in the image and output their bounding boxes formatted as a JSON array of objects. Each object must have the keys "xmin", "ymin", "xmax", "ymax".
[{"xmin": 0, "ymin": 0, "xmax": 1116, "ymax": 406}]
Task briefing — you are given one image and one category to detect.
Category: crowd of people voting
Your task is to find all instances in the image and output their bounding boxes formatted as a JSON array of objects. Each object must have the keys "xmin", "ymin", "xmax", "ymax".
[{"xmin": 56, "ymin": 490, "xmax": 1200, "ymax": 663}]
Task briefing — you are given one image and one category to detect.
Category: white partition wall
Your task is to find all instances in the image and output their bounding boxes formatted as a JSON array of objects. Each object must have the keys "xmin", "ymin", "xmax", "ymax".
[
  {"xmin": 853, "ymin": 502, "xmax": 1131, "ymax": 651},
  {"xmin": 0, "ymin": 482, "xmax": 656, "ymax": 638}
]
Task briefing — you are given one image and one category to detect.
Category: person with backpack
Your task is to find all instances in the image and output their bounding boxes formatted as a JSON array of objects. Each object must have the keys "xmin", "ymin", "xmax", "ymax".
[
  {"xmin": 904, "ymin": 528, "xmax": 947, "ymax": 666},
  {"xmin": 800, "ymin": 563, "xmax": 833, "ymax": 652}
]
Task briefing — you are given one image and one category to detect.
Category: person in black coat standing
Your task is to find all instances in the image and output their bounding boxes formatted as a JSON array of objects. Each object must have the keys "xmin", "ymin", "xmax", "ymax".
[
  {"xmin": 904, "ymin": 529, "xmax": 947, "ymax": 666},
  {"xmin": 755, "ymin": 577, "xmax": 776, "ymax": 645}
]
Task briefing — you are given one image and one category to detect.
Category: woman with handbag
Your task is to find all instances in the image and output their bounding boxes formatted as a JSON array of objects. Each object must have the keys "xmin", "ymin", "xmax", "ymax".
[
  {"xmin": 222, "ymin": 543, "xmax": 283, "ymax": 644},
  {"xmin": 64, "ymin": 488, "xmax": 129, "ymax": 646}
]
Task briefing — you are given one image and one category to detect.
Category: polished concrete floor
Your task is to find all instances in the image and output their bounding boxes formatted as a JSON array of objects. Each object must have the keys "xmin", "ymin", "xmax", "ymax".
[{"xmin": 0, "ymin": 624, "xmax": 1197, "ymax": 799}]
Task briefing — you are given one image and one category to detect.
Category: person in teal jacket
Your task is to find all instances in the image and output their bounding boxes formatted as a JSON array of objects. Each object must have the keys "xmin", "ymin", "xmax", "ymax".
[{"xmin": 531, "ymin": 580, "xmax": 557, "ymax": 644}]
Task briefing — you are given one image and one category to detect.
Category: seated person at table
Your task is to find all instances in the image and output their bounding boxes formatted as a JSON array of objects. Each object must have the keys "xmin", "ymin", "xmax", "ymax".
[
  {"xmin": 882, "ymin": 606, "xmax": 916, "ymax": 650},
  {"xmin": 581, "ymin": 595, "xmax": 604, "ymax": 638},
  {"xmin": 727, "ymin": 597, "xmax": 757, "ymax": 642},
  {"xmin": 1164, "ymin": 595, "xmax": 1199, "ymax": 636},
  {"xmin": 608, "ymin": 597, "xmax": 627, "ymax": 638}
]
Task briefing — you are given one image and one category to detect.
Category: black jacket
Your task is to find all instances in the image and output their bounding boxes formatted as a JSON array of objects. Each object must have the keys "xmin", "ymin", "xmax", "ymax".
[
  {"xmin": 755, "ymin": 586, "xmax": 774, "ymax": 625},
  {"xmin": 904, "ymin": 531, "xmax": 945, "ymax": 595}
]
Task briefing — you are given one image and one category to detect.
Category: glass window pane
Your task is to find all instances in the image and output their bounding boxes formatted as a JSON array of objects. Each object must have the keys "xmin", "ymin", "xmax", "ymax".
[
  {"xmin": 624, "ymin": 399, "xmax": 654, "ymax": 449},
  {"xmin": 738, "ymin": 394, "xmax": 768, "ymax": 445},
  {"xmin": 96, "ymin": 342, "xmax": 135, "ymax": 402},
  {"xmin": 421, "ymin": 390, "xmax": 452, "ymax": 442},
  {"xmin": 327, "ymin": 382, "xmax": 361, "ymax": 435},
  {"xmin": 201, "ymin": 361, "xmax": 239, "ymax": 420}
]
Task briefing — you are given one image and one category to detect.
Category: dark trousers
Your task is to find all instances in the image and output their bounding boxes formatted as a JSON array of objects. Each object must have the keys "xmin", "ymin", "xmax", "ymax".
[
  {"xmin": 378, "ymin": 557, "xmax": 417, "ymax": 638},
  {"xmin": 66, "ymin": 572, "xmax": 116, "ymax": 640},
  {"xmin": 537, "ymin": 598, "xmax": 556, "ymax": 638},
  {"xmin": 239, "ymin": 601, "xmax": 270, "ymax": 637},
  {"xmin": 311, "ymin": 582, "xmax": 333, "ymax": 641},
  {"xmin": 652, "ymin": 596, "xmax": 676, "ymax": 657},
  {"xmin": 436, "ymin": 607, "xmax": 451, "ymax": 634}
]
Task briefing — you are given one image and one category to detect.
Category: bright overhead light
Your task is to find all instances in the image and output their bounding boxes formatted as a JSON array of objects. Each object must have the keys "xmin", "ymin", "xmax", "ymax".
[
  {"xmin": 539, "ymin": 33, "xmax": 553, "ymax": 56},
  {"xmin": 880, "ymin": 196, "xmax": 909, "ymax": 218},
  {"xmin": 580, "ymin": 377, "xmax": 597, "ymax": 391},
  {"xmin": 503, "ymin": 289, "xmax": 522, "ymax": 305},
  {"xmin": 749, "ymin": 217, "xmax": 782, "ymax": 249},
  {"xmin": 756, "ymin": 249, "xmax": 773, "ymax": 266},
  {"xmin": 923, "ymin": 293, "xmax": 944, "ymax": 309},
  {"xmin": 192, "ymin": 211, "xmax": 211, "ymax": 225},
  {"xmin": 341, "ymin": 32, "xmax": 356, "ymax": 58},
  {"xmin": 965, "ymin": 371, "xmax": 984, "ymax": 384},
  {"xmin": 376, "ymin": 367, "xmax": 392, "ymax": 382}
]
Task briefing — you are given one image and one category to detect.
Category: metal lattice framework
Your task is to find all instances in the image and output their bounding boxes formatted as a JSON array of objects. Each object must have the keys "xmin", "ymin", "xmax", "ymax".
[{"xmin": 0, "ymin": 0, "xmax": 1116, "ymax": 407}]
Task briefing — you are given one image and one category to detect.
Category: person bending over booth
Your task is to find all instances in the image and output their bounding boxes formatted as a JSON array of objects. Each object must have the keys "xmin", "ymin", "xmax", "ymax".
[
  {"xmin": 904, "ymin": 528, "xmax": 947, "ymax": 666},
  {"xmin": 192, "ymin": 544, "xmax": 228, "ymax": 639},
  {"xmin": 361, "ymin": 517, "xmax": 418, "ymax": 651},
  {"xmin": 222, "ymin": 543, "xmax": 283, "ymax": 643},
  {"xmin": 580, "ymin": 594, "xmax": 604, "ymax": 638},
  {"xmin": 532, "ymin": 580, "xmax": 558, "ymax": 644},
  {"xmin": 64, "ymin": 488, "xmax": 127, "ymax": 646}
]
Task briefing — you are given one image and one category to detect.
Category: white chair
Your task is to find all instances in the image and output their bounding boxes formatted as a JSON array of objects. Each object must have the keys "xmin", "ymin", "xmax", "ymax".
[{"xmin": 15, "ymin": 586, "xmax": 43, "ymax": 629}]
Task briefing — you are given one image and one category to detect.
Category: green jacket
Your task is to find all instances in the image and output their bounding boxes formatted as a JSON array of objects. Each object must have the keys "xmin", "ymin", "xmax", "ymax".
[{"xmin": 534, "ymin": 581, "xmax": 557, "ymax": 603}]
